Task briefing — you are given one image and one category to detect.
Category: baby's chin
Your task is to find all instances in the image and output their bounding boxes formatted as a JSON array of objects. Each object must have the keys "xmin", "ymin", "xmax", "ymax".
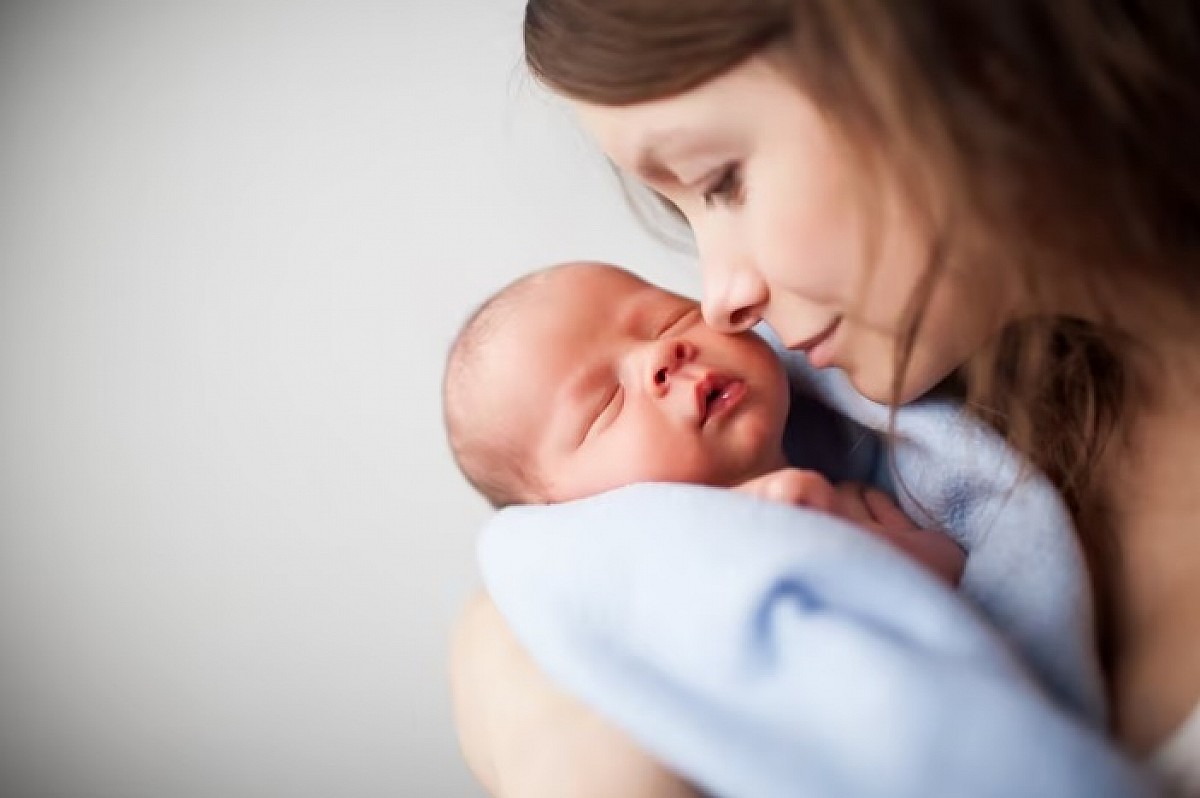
[
  {"xmin": 731, "ymin": 406, "xmax": 791, "ymax": 476},
  {"xmin": 690, "ymin": 440, "xmax": 789, "ymax": 488},
  {"xmin": 731, "ymin": 445, "xmax": 790, "ymax": 486}
]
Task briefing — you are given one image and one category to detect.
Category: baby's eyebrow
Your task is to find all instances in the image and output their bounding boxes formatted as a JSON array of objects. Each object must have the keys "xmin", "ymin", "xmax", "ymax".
[
  {"xmin": 611, "ymin": 294, "xmax": 644, "ymax": 336},
  {"xmin": 617, "ymin": 290, "xmax": 671, "ymax": 338}
]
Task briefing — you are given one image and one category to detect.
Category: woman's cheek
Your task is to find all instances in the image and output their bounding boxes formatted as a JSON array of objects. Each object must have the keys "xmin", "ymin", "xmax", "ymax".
[{"xmin": 834, "ymin": 325, "xmax": 927, "ymax": 405}]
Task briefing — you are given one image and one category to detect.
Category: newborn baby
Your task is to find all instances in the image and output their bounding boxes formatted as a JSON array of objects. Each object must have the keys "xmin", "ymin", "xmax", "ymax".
[{"xmin": 444, "ymin": 261, "xmax": 965, "ymax": 585}]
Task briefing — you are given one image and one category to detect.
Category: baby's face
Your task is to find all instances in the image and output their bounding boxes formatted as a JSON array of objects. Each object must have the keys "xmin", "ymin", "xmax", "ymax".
[{"xmin": 482, "ymin": 264, "xmax": 790, "ymax": 502}]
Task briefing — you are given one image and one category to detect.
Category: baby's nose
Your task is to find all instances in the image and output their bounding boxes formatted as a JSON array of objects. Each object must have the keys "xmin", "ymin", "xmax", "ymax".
[{"xmin": 649, "ymin": 341, "xmax": 696, "ymax": 394}]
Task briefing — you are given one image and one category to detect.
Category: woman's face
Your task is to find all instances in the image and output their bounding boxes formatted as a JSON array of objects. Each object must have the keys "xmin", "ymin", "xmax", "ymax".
[{"xmin": 572, "ymin": 56, "xmax": 1015, "ymax": 404}]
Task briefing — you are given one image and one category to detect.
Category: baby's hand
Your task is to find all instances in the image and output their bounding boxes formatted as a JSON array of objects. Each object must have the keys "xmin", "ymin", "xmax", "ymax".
[
  {"xmin": 734, "ymin": 470, "xmax": 966, "ymax": 586},
  {"xmin": 734, "ymin": 469, "xmax": 896, "ymax": 524},
  {"xmin": 733, "ymin": 468, "xmax": 838, "ymax": 512}
]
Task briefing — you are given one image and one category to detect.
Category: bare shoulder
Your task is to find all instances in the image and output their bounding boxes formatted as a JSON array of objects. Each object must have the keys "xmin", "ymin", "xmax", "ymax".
[{"xmin": 449, "ymin": 591, "xmax": 699, "ymax": 798}]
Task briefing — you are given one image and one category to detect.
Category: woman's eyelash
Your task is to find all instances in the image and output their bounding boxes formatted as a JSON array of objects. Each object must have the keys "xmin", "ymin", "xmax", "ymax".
[{"xmin": 702, "ymin": 164, "xmax": 743, "ymax": 207}]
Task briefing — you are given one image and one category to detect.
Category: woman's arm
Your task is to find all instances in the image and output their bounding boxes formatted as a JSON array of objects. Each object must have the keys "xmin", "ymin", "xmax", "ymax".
[
  {"xmin": 449, "ymin": 484, "xmax": 953, "ymax": 797},
  {"xmin": 450, "ymin": 591, "xmax": 699, "ymax": 798}
]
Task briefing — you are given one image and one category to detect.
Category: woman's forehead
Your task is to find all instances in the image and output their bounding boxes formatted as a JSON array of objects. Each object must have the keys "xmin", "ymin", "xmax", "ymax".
[{"xmin": 569, "ymin": 57, "xmax": 784, "ymax": 164}]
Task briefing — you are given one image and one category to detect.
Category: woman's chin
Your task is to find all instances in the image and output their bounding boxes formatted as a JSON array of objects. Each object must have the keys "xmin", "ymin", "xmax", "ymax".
[
  {"xmin": 846, "ymin": 364, "xmax": 946, "ymax": 407},
  {"xmin": 849, "ymin": 377, "xmax": 896, "ymax": 405}
]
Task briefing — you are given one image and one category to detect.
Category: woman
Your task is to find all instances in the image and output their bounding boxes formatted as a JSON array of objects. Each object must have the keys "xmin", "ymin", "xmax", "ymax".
[{"xmin": 454, "ymin": 2, "xmax": 1200, "ymax": 794}]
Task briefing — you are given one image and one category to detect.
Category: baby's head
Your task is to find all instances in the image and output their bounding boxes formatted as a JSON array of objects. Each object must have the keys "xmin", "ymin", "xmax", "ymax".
[{"xmin": 444, "ymin": 263, "xmax": 791, "ymax": 508}]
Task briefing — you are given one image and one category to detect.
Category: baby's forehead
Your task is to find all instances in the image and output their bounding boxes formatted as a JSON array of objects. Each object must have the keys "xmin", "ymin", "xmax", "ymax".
[
  {"xmin": 477, "ymin": 266, "xmax": 644, "ymax": 382},
  {"xmin": 504, "ymin": 266, "xmax": 640, "ymax": 331},
  {"xmin": 541, "ymin": 261, "xmax": 649, "ymax": 298}
]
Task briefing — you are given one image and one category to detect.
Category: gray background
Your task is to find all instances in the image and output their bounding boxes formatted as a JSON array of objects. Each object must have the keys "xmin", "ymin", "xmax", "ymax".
[{"xmin": 0, "ymin": 2, "xmax": 698, "ymax": 796}]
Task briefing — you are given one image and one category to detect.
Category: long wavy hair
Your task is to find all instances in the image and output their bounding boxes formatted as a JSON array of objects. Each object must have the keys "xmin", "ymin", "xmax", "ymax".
[{"xmin": 524, "ymin": 0, "xmax": 1200, "ymax": 692}]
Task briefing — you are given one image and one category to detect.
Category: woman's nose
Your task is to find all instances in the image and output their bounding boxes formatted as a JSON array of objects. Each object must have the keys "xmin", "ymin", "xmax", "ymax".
[
  {"xmin": 700, "ymin": 264, "xmax": 767, "ymax": 334},
  {"xmin": 647, "ymin": 340, "xmax": 696, "ymax": 395}
]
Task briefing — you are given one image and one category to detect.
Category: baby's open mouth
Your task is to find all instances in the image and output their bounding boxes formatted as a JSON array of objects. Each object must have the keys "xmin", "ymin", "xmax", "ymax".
[{"xmin": 697, "ymin": 375, "xmax": 747, "ymax": 427}]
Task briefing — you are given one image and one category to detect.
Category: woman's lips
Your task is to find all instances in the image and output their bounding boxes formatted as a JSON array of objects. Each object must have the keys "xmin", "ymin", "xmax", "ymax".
[{"xmin": 789, "ymin": 317, "xmax": 842, "ymax": 369}]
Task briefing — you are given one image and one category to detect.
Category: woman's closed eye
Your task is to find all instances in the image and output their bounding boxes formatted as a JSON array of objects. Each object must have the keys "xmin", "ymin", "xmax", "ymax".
[{"xmin": 702, "ymin": 163, "xmax": 744, "ymax": 208}]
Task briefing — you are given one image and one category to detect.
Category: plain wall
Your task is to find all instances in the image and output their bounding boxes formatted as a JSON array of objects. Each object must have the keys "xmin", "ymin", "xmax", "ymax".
[{"xmin": 0, "ymin": 2, "xmax": 698, "ymax": 796}]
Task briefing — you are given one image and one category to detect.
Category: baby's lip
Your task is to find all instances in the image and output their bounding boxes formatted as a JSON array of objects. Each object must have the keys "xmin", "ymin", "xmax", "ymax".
[{"xmin": 695, "ymin": 373, "xmax": 746, "ymax": 427}]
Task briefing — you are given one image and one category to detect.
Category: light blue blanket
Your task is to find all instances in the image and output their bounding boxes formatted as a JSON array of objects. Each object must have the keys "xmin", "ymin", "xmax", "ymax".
[{"xmin": 477, "ymin": 342, "xmax": 1151, "ymax": 797}]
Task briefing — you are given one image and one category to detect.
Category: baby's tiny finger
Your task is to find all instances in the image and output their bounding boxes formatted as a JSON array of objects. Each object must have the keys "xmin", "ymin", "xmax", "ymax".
[
  {"xmin": 833, "ymin": 483, "xmax": 874, "ymax": 526},
  {"xmin": 762, "ymin": 469, "xmax": 835, "ymax": 511},
  {"xmin": 864, "ymin": 489, "xmax": 919, "ymax": 533}
]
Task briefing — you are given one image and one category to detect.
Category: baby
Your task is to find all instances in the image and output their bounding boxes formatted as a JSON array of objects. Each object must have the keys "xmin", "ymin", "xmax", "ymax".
[{"xmin": 444, "ymin": 261, "xmax": 965, "ymax": 585}]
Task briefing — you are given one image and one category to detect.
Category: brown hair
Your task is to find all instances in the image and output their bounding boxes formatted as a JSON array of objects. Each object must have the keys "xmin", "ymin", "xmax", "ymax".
[{"xmin": 525, "ymin": 0, "xmax": 1200, "ymax": 684}]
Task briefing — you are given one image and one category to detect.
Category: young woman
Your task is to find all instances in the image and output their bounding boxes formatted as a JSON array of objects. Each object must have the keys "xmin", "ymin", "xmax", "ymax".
[{"xmin": 454, "ymin": 2, "xmax": 1200, "ymax": 794}]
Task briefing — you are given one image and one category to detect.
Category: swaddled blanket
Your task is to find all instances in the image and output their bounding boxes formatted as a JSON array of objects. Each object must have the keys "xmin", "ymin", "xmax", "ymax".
[{"xmin": 477, "ymin": 338, "xmax": 1149, "ymax": 797}]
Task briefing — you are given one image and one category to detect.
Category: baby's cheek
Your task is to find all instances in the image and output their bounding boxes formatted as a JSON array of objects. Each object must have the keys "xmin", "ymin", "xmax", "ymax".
[{"xmin": 642, "ymin": 445, "xmax": 727, "ymax": 486}]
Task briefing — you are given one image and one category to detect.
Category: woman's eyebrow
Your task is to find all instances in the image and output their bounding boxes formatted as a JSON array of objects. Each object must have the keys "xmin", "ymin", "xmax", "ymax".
[
  {"xmin": 631, "ymin": 127, "xmax": 698, "ymax": 185},
  {"xmin": 634, "ymin": 146, "xmax": 678, "ymax": 185},
  {"xmin": 632, "ymin": 127, "xmax": 726, "ymax": 186}
]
